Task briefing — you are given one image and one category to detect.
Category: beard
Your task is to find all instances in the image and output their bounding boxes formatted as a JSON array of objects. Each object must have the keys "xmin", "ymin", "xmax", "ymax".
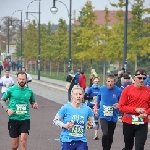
[{"xmin": 18, "ymin": 82, "xmax": 26, "ymax": 87}]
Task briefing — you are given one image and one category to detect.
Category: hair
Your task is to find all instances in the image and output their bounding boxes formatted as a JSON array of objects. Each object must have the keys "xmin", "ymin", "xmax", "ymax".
[
  {"xmin": 22, "ymin": 67, "xmax": 26, "ymax": 71},
  {"xmin": 5, "ymin": 69, "xmax": 9, "ymax": 72},
  {"xmin": 135, "ymin": 68, "xmax": 147, "ymax": 76},
  {"xmin": 80, "ymin": 71, "xmax": 84, "ymax": 74},
  {"xmin": 17, "ymin": 71, "xmax": 27, "ymax": 79},
  {"xmin": 123, "ymin": 73, "xmax": 130, "ymax": 79},
  {"xmin": 71, "ymin": 85, "xmax": 84, "ymax": 95},
  {"xmin": 107, "ymin": 74, "xmax": 115, "ymax": 79},
  {"xmin": 70, "ymin": 70, "xmax": 74, "ymax": 74},
  {"xmin": 92, "ymin": 76, "xmax": 100, "ymax": 82}
]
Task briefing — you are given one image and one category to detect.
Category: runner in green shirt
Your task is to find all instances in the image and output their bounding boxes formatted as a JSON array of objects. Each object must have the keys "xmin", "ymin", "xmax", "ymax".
[{"xmin": 0, "ymin": 71, "xmax": 38, "ymax": 150}]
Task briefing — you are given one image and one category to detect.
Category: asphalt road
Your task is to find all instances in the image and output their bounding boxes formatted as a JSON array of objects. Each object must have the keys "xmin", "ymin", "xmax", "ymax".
[{"xmin": 0, "ymin": 94, "xmax": 150, "ymax": 150}]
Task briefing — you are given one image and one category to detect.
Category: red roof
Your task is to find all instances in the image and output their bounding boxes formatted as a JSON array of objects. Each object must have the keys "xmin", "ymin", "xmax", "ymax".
[{"xmin": 74, "ymin": 10, "xmax": 132, "ymax": 25}]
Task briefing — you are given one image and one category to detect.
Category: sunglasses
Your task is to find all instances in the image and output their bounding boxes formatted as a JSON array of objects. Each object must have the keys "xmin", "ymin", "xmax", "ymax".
[
  {"xmin": 94, "ymin": 80, "xmax": 99, "ymax": 82},
  {"xmin": 136, "ymin": 77, "xmax": 146, "ymax": 80}
]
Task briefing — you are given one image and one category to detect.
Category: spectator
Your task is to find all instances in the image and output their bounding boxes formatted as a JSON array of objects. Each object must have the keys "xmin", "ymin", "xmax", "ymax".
[
  {"xmin": 91, "ymin": 69, "xmax": 98, "ymax": 77},
  {"xmin": 0, "ymin": 61, "xmax": 3, "ymax": 77},
  {"xmin": 79, "ymin": 71, "xmax": 86, "ymax": 91},
  {"xmin": 89, "ymin": 73, "xmax": 95, "ymax": 87},
  {"xmin": 115, "ymin": 71, "xmax": 123, "ymax": 88},
  {"xmin": 75, "ymin": 69, "xmax": 81, "ymax": 84},
  {"xmin": 66, "ymin": 70, "xmax": 76, "ymax": 102}
]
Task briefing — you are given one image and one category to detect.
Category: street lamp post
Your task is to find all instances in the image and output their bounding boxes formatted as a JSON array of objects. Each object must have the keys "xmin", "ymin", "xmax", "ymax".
[
  {"xmin": 123, "ymin": 0, "xmax": 128, "ymax": 72},
  {"xmin": 25, "ymin": 0, "xmax": 41, "ymax": 80},
  {"xmin": 0, "ymin": 17, "xmax": 10, "ymax": 56},
  {"xmin": 9, "ymin": 10, "xmax": 23, "ymax": 64},
  {"xmin": 51, "ymin": 0, "xmax": 72, "ymax": 73}
]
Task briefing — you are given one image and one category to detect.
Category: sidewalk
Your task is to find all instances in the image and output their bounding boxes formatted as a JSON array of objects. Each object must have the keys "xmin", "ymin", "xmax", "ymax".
[{"xmin": 10, "ymin": 71, "xmax": 67, "ymax": 92}]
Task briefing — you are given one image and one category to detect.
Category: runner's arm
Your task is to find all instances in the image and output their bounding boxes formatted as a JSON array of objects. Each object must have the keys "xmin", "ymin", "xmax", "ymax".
[
  {"xmin": 53, "ymin": 113, "xmax": 65, "ymax": 128},
  {"xmin": 119, "ymin": 88, "xmax": 136, "ymax": 113},
  {"xmin": 88, "ymin": 116, "xmax": 95, "ymax": 128},
  {"xmin": 0, "ymin": 97, "xmax": 8, "ymax": 111}
]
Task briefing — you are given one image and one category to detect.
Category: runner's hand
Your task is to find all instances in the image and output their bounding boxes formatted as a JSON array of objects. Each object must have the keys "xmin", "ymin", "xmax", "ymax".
[
  {"xmin": 113, "ymin": 103, "xmax": 119, "ymax": 109},
  {"xmin": 93, "ymin": 96, "xmax": 97, "ymax": 100},
  {"xmin": 135, "ymin": 108, "xmax": 145, "ymax": 114},
  {"xmin": 7, "ymin": 109, "xmax": 14, "ymax": 116},
  {"xmin": 87, "ymin": 121, "xmax": 93, "ymax": 129},
  {"xmin": 63, "ymin": 121, "xmax": 74, "ymax": 130},
  {"xmin": 139, "ymin": 113, "xmax": 147, "ymax": 119},
  {"xmin": 32, "ymin": 103, "xmax": 38, "ymax": 109}
]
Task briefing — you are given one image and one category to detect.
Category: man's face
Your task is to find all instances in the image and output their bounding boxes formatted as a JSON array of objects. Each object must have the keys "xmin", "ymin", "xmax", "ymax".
[
  {"xmin": 134, "ymin": 72, "xmax": 146, "ymax": 87},
  {"xmin": 5, "ymin": 71, "xmax": 9, "ymax": 77},
  {"xmin": 17, "ymin": 74, "xmax": 27, "ymax": 87},
  {"xmin": 22, "ymin": 68, "xmax": 25, "ymax": 72},
  {"xmin": 106, "ymin": 77, "xmax": 115, "ymax": 89}
]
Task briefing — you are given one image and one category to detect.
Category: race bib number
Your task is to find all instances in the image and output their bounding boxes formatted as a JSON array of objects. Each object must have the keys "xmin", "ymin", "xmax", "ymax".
[
  {"xmin": 69, "ymin": 125, "xmax": 84, "ymax": 137},
  {"xmin": 103, "ymin": 105, "xmax": 113, "ymax": 116},
  {"xmin": 132, "ymin": 115, "xmax": 144, "ymax": 125},
  {"xmin": 16, "ymin": 104, "xmax": 27, "ymax": 114}
]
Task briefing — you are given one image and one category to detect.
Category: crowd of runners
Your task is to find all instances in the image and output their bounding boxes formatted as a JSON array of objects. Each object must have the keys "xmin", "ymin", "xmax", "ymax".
[
  {"xmin": 0, "ymin": 67, "xmax": 150, "ymax": 150},
  {"xmin": 54, "ymin": 67, "xmax": 150, "ymax": 150}
]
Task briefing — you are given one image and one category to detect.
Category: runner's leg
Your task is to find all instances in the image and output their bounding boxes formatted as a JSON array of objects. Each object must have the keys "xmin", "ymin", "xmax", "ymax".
[
  {"xmin": 11, "ymin": 138, "xmax": 19, "ymax": 150},
  {"xmin": 135, "ymin": 123, "xmax": 148, "ymax": 150},
  {"xmin": 107, "ymin": 121, "xmax": 116, "ymax": 150},
  {"xmin": 20, "ymin": 133, "xmax": 28, "ymax": 150},
  {"xmin": 100, "ymin": 119, "xmax": 109, "ymax": 150},
  {"xmin": 123, "ymin": 122, "xmax": 135, "ymax": 150}
]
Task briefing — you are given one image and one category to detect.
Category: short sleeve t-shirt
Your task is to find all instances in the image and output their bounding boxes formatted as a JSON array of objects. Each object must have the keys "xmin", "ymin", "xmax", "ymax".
[
  {"xmin": 3, "ymin": 85, "xmax": 35, "ymax": 120},
  {"xmin": 58, "ymin": 103, "xmax": 93, "ymax": 142}
]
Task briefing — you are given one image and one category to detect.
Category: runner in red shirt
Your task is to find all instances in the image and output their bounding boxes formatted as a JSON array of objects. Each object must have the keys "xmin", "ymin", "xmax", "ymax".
[{"xmin": 119, "ymin": 68, "xmax": 150, "ymax": 150}]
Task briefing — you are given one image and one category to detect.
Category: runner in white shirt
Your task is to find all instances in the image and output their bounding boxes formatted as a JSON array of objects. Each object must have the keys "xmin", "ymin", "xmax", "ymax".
[
  {"xmin": 0, "ymin": 69, "xmax": 15, "ymax": 96},
  {"xmin": 21, "ymin": 67, "xmax": 32, "ymax": 87}
]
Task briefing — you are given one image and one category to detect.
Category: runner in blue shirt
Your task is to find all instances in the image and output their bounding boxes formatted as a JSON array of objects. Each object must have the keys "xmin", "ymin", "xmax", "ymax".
[
  {"xmin": 84, "ymin": 77, "xmax": 100, "ymax": 140},
  {"xmin": 53, "ymin": 85, "xmax": 95, "ymax": 150},
  {"xmin": 94, "ymin": 74, "xmax": 121, "ymax": 150}
]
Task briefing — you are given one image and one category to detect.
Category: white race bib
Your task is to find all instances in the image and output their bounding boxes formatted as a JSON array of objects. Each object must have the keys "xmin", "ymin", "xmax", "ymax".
[
  {"xmin": 16, "ymin": 104, "xmax": 27, "ymax": 114},
  {"xmin": 103, "ymin": 105, "xmax": 113, "ymax": 116},
  {"xmin": 69, "ymin": 125, "xmax": 84, "ymax": 137},
  {"xmin": 132, "ymin": 115, "xmax": 144, "ymax": 125}
]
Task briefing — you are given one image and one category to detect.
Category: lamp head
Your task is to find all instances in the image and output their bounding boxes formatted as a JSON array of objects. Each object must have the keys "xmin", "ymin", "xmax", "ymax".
[
  {"xmin": 50, "ymin": 7, "xmax": 58, "ymax": 14},
  {"xmin": 9, "ymin": 25, "xmax": 13, "ymax": 29},
  {"xmin": 24, "ymin": 18, "xmax": 30, "ymax": 23}
]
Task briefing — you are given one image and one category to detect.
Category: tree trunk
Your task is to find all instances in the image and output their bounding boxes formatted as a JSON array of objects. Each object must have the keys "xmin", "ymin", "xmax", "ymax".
[
  {"xmin": 81, "ymin": 60, "xmax": 83, "ymax": 71},
  {"xmin": 135, "ymin": 55, "xmax": 137, "ymax": 71},
  {"xmin": 49, "ymin": 59, "xmax": 51, "ymax": 76},
  {"xmin": 103, "ymin": 61, "xmax": 106, "ymax": 85},
  {"xmin": 57, "ymin": 59, "xmax": 59, "ymax": 77},
  {"xmin": 64, "ymin": 59, "xmax": 66, "ymax": 77},
  {"xmin": 44, "ymin": 61, "xmax": 46, "ymax": 75}
]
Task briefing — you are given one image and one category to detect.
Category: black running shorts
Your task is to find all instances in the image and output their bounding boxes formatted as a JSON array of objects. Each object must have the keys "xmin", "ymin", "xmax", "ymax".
[{"xmin": 8, "ymin": 119, "xmax": 30, "ymax": 138}]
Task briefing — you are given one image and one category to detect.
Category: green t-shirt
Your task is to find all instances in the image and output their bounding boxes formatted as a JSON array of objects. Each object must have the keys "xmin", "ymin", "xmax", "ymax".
[{"xmin": 3, "ymin": 85, "xmax": 35, "ymax": 120}]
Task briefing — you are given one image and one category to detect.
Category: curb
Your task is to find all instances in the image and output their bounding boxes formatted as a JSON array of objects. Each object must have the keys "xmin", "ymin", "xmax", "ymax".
[
  {"xmin": 118, "ymin": 118, "xmax": 150, "ymax": 132},
  {"xmin": 10, "ymin": 73, "xmax": 67, "ymax": 93}
]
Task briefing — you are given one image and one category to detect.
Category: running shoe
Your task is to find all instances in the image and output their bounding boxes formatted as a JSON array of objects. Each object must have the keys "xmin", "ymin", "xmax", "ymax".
[{"xmin": 93, "ymin": 135, "xmax": 99, "ymax": 140}]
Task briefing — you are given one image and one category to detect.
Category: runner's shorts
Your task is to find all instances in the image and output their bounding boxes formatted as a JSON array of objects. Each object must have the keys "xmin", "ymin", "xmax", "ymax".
[
  {"xmin": 8, "ymin": 119, "xmax": 30, "ymax": 138},
  {"xmin": 61, "ymin": 141, "xmax": 88, "ymax": 150}
]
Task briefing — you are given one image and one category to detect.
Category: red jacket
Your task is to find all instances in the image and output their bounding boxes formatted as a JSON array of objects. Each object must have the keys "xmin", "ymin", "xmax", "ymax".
[
  {"xmin": 119, "ymin": 84, "xmax": 150, "ymax": 124},
  {"xmin": 79, "ymin": 75, "xmax": 86, "ymax": 89}
]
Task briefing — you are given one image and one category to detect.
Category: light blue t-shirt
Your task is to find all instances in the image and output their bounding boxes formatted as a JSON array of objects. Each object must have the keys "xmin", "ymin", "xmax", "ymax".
[
  {"xmin": 58, "ymin": 103, "xmax": 93, "ymax": 142},
  {"xmin": 97, "ymin": 85, "xmax": 121, "ymax": 122}
]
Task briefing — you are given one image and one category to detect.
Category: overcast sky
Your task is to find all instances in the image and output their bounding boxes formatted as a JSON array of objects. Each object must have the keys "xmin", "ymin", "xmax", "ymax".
[{"xmin": 0, "ymin": 0, "xmax": 150, "ymax": 25}]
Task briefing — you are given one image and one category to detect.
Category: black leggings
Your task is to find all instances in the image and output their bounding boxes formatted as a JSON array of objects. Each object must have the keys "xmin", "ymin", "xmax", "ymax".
[
  {"xmin": 100, "ymin": 119, "xmax": 116, "ymax": 150},
  {"xmin": 123, "ymin": 122, "xmax": 148, "ymax": 150}
]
